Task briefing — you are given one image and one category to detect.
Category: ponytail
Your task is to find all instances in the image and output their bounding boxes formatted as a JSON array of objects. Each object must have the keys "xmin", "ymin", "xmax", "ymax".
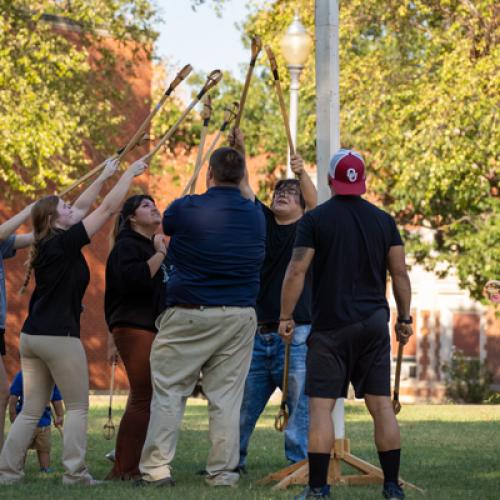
[{"xmin": 19, "ymin": 244, "xmax": 37, "ymax": 295}]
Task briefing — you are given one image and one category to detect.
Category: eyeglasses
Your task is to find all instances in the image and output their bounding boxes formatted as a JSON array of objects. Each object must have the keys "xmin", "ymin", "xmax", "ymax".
[{"xmin": 275, "ymin": 188, "xmax": 300, "ymax": 198}]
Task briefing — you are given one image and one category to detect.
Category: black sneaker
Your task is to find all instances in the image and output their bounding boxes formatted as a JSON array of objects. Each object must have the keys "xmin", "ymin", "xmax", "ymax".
[
  {"xmin": 133, "ymin": 477, "xmax": 175, "ymax": 488},
  {"xmin": 383, "ymin": 481, "xmax": 405, "ymax": 499},
  {"xmin": 294, "ymin": 485, "xmax": 331, "ymax": 499}
]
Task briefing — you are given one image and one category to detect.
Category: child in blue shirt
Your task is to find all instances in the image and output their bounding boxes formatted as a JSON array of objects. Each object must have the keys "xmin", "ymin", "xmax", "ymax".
[{"xmin": 9, "ymin": 370, "xmax": 64, "ymax": 473}]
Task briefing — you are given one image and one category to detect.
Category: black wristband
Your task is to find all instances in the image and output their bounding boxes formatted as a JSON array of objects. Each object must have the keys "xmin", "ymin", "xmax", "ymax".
[{"xmin": 397, "ymin": 316, "xmax": 413, "ymax": 324}]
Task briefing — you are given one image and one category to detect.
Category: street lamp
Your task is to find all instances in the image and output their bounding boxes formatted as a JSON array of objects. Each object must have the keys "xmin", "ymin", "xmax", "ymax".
[{"xmin": 280, "ymin": 10, "xmax": 313, "ymax": 178}]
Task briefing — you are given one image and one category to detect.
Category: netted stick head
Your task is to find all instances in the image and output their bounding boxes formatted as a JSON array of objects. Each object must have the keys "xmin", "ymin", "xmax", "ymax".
[
  {"xmin": 224, "ymin": 101, "xmax": 240, "ymax": 124},
  {"xmin": 199, "ymin": 70, "xmax": 223, "ymax": 97},
  {"xmin": 393, "ymin": 397, "xmax": 402, "ymax": 415},
  {"xmin": 103, "ymin": 421, "xmax": 115, "ymax": 440},
  {"xmin": 251, "ymin": 35, "xmax": 262, "ymax": 62},
  {"xmin": 274, "ymin": 408, "xmax": 289, "ymax": 432},
  {"xmin": 167, "ymin": 64, "xmax": 193, "ymax": 94}
]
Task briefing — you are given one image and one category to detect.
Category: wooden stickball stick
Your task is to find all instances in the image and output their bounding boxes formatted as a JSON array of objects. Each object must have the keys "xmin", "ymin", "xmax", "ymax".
[
  {"xmin": 182, "ymin": 101, "xmax": 239, "ymax": 195},
  {"xmin": 142, "ymin": 70, "xmax": 223, "ymax": 163},
  {"xmin": 265, "ymin": 45, "xmax": 296, "ymax": 156},
  {"xmin": 201, "ymin": 101, "xmax": 239, "ymax": 166},
  {"xmin": 185, "ymin": 95, "xmax": 212, "ymax": 195},
  {"xmin": 117, "ymin": 63, "xmax": 193, "ymax": 162},
  {"xmin": 392, "ymin": 342, "xmax": 404, "ymax": 414},
  {"xmin": 275, "ymin": 343, "xmax": 290, "ymax": 432},
  {"xmin": 58, "ymin": 64, "xmax": 192, "ymax": 197},
  {"xmin": 234, "ymin": 35, "xmax": 262, "ymax": 128}
]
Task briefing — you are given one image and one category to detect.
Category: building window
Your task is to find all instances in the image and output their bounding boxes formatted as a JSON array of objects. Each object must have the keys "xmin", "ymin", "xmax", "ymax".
[{"xmin": 452, "ymin": 312, "xmax": 480, "ymax": 357}]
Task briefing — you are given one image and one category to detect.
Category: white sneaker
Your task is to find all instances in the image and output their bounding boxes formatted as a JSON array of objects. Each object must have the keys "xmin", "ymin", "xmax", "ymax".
[
  {"xmin": 63, "ymin": 474, "xmax": 103, "ymax": 486},
  {"xmin": 205, "ymin": 471, "xmax": 239, "ymax": 487}
]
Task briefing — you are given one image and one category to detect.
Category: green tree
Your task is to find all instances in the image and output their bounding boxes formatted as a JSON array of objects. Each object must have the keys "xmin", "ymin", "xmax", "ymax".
[
  {"xmin": 199, "ymin": 0, "xmax": 499, "ymax": 300},
  {"xmin": 0, "ymin": 0, "xmax": 157, "ymax": 195}
]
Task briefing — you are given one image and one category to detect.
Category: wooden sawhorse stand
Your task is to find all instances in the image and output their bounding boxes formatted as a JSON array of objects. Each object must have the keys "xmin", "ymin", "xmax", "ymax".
[{"xmin": 258, "ymin": 438, "xmax": 423, "ymax": 493}]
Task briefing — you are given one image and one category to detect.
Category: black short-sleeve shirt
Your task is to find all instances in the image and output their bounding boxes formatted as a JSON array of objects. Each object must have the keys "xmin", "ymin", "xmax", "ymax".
[
  {"xmin": 22, "ymin": 222, "xmax": 91, "ymax": 338},
  {"xmin": 294, "ymin": 196, "xmax": 403, "ymax": 331},
  {"xmin": 256, "ymin": 201, "xmax": 311, "ymax": 324}
]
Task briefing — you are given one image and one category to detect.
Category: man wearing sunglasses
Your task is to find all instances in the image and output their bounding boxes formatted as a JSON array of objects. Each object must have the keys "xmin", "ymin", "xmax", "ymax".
[{"xmin": 229, "ymin": 128, "xmax": 317, "ymax": 471}]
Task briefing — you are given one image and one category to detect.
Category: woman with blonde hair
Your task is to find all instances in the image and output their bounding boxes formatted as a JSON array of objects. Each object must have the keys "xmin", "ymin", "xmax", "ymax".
[
  {"xmin": 0, "ymin": 157, "xmax": 147, "ymax": 485},
  {"xmin": 104, "ymin": 194, "xmax": 167, "ymax": 480}
]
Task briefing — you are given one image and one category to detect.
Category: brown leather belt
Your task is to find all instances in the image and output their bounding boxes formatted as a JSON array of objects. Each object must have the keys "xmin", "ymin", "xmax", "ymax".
[{"xmin": 257, "ymin": 323, "xmax": 279, "ymax": 334}]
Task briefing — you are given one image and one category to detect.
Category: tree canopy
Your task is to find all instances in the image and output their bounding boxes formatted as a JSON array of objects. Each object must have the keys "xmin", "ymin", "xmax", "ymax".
[
  {"xmin": 195, "ymin": 0, "xmax": 499, "ymax": 300},
  {"xmin": 0, "ymin": 0, "xmax": 157, "ymax": 195},
  {"xmin": 1, "ymin": 0, "xmax": 498, "ymax": 299}
]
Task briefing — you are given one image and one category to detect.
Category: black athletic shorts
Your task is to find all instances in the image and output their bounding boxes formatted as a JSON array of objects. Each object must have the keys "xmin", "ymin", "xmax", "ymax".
[
  {"xmin": 306, "ymin": 309, "xmax": 390, "ymax": 399},
  {"xmin": 0, "ymin": 328, "xmax": 5, "ymax": 356}
]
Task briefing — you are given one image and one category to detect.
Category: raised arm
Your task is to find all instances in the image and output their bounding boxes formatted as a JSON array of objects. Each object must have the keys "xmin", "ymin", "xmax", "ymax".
[
  {"xmin": 70, "ymin": 158, "xmax": 120, "ymax": 222},
  {"xmin": 229, "ymin": 127, "xmax": 255, "ymax": 202},
  {"xmin": 387, "ymin": 245, "xmax": 413, "ymax": 345},
  {"xmin": 148, "ymin": 234, "xmax": 168, "ymax": 278},
  {"xmin": 290, "ymin": 154, "xmax": 317, "ymax": 210},
  {"xmin": 82, "ymin": 159, "xmax": 147, "ymax": 239},
  {"xmin": 0, "ymin": 203, "xmax": 33, "ymax": 242},
  {"xmin": 279, "ymin": 246, "xmax": 315, "ymax": 343},
  {"xmin": 13, "ymin": 233, "xmax": 34, "ymax": 250}
]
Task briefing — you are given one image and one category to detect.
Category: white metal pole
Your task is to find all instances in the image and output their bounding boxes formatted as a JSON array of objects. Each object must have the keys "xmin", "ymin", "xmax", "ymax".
[
  {"xmin": 287, "ymin": 65, "xmax": 302, "ymax": 178},
  {"xmin": 315, "ymin": 0, "xmax": 340, "ymax": 202},
  {"xmin": 315, "ymin": 0, "xmax": 344, "ymax": 439}
]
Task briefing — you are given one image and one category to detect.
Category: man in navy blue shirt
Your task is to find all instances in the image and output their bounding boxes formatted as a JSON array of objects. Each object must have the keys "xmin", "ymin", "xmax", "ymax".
[{"xmin": 139, "ymin": 147, "xmax": 265, "ymax": 488}]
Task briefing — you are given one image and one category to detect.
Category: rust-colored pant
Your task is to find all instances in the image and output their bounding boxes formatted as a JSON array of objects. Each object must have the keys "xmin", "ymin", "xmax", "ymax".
[{"xmin": 108, "ymin": 327, "xmax": 155, "ymax": 480}]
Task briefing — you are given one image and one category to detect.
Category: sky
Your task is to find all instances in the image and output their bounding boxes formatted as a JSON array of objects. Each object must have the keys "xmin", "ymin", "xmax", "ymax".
[{"xmin": 154, "ymin": 0, "xmax": 257, "ymax": 80}]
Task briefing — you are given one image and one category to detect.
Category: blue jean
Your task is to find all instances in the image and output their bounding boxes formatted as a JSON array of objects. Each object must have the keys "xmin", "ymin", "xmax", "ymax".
[{"xmin": 239, "ymin": 324, "xmax": 310, "ymax": 466}]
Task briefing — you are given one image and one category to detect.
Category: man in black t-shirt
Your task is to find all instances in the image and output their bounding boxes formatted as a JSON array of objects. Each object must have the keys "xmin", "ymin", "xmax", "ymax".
[
  {"xmin": 229, "ymin": 129, "xmax": 317, "ymax": 469},
  {"xmin": 279, "ymin": 149, "xmax": 413, "ymax": 500}
]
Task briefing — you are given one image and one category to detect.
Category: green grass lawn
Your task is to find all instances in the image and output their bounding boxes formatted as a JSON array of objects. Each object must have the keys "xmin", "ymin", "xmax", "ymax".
[{"xmin": 2, "ymin": 400, "xmax": 499, "ymax": 499}]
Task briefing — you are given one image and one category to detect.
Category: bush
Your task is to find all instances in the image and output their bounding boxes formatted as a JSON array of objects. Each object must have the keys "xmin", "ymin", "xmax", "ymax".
[{"xmin": 442, "ymin": 349, "xmax": 493, "ymax": 403}]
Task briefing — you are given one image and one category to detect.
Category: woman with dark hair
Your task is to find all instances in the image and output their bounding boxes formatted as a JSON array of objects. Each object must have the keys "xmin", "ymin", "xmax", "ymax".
[
  {"xmin": 0, "ymin": 158, "xmax": 147, "ymax": 485},
  {"xmin": 104, "ymin": 194, "xmax": 167, "ymax": 480}
]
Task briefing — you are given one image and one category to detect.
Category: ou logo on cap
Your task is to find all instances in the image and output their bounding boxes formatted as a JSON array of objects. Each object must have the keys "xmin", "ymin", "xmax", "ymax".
[{"xmin": 346, "ymin": 168, "xmax": 358, "ymax": 183}]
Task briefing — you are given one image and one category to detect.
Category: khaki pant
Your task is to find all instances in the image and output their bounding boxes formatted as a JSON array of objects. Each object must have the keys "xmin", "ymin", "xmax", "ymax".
[
  {"xmin": 29, "ymin": 426, "xmax": 52, "ymax": 453},
  {"xmin": 0, "ymin": 334, "xmax": 92, "ymax": 484},
  {"xmin": 139, "ymin": 306, "xmax": 256, "ymax": 484}
]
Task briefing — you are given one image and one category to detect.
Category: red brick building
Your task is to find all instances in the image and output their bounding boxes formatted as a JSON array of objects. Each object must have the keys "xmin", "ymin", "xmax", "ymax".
[{"xmin": 387, "ymin": 263, "xmax": 500, "ymax": 402}]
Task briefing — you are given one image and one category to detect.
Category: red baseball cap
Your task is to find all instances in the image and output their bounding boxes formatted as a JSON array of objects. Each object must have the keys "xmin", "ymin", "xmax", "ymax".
[{"xmin": 328, "ymin": 149, "xmax": 366, "ymax": 195}]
